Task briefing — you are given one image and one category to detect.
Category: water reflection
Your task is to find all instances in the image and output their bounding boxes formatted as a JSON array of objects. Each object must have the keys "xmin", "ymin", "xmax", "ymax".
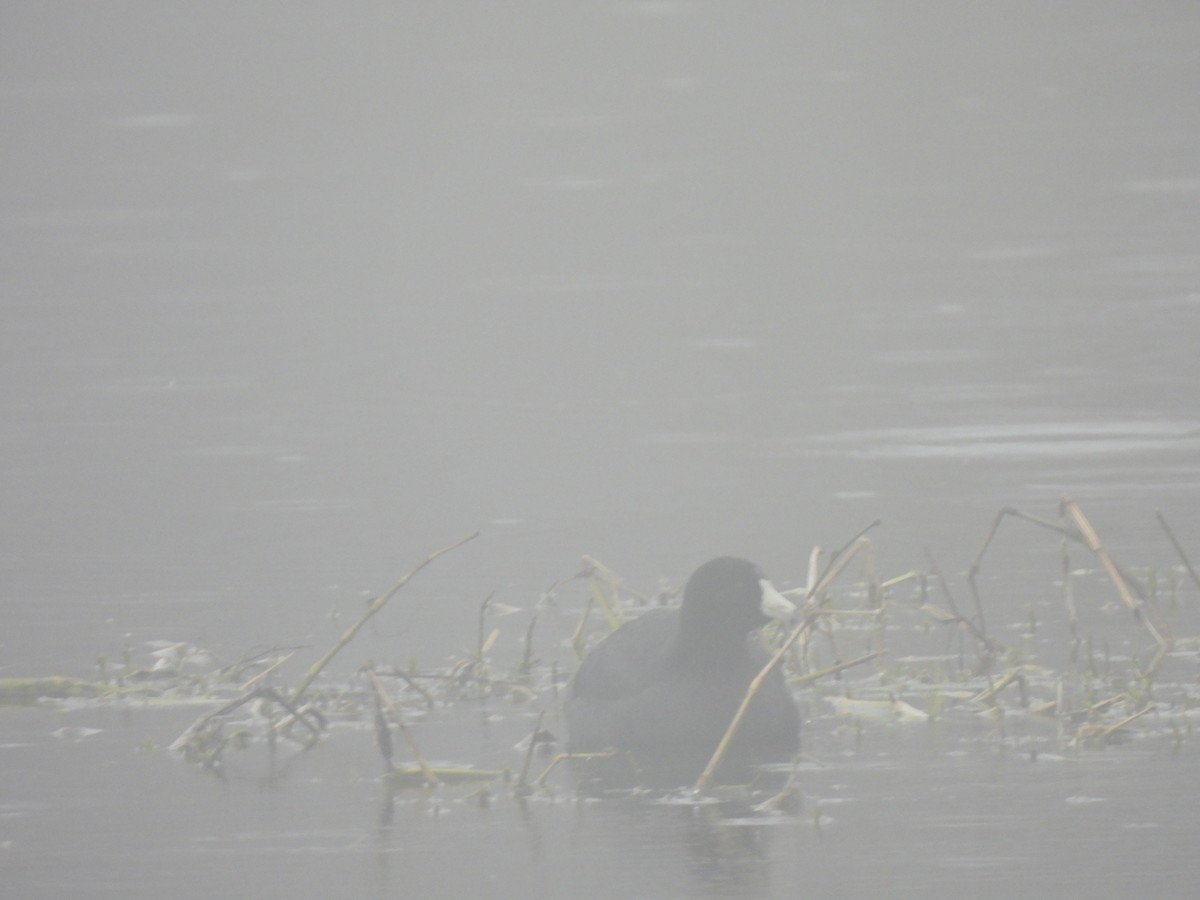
[{"xmin": 652, "ymin": 802, "xmax": 778, "ymax": 898}]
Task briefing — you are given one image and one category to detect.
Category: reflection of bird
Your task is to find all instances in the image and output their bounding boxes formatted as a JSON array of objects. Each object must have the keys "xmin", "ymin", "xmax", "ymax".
[{"xmin": 566, "ymin": 557, "xmax": 799, "ymax": 787}]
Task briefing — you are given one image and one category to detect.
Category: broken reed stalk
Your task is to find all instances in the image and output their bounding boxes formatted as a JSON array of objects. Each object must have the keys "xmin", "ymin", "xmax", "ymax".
[
  {"xmin": 570, "ymin": 597, "xmax": 594, "ymax": 660},
  {"xmin": 879, "ymin": 570, "xmax": 924, "ymax": 591},
  {"xmin": 806, "ymin": 546, "xmax": 821, "ymax": 597},
  {"xmin": 395, "ymin": 669, "xmax": 435, "ymax": 708},
  {"xmin": 969, "ymin": 505, "xmax": 1084, "ymax": 638},
  {"xmin": 587, "ymin": 575, "xmax": 623, "ymax": 631},
  {"xmin": 926, "ymin": 551, "xmax": 998, "ymax": 661},
  {"xmin": 580, "ymin": 554, "xmax": 649, "ymax": 604},
  {"xmin": 1060, "ymin": 497, "xmax": 1171, "ymax": 655},
  {"xmin": 518, "ymin": 615, "xmax": 537, "ymax": 678},
  {"xmin": 1098, "ymin": 706, "xmax": 1153, "ymax": 741},
  {"xmin": 515, "ymin": 710, "xmax": 545, "ymax": 795},
  {"xmin": 970, "ymin": 498, "xmax": 1174, "ymax": 675},
  {"xmin": 169, "ymin": 686, "xmax": 321, "ymax": 756},
  {"xmin": 784, "ymin": 546, "xmax": 822, "ymax": 671},
  {"xmin": 694, "ymin": 609, "xmax": 818, "ymax": 793},
  {"xmin": 784, "ymin": 538, "xmax": 878, "ymax": 669},
  {"xmin": 366, "ymin": 668, "xmax": 438, "ymax": 786},
  {"xmin": 534, "ymin": 749, "xmax": 617, "ymax": 788},
  {"xmin": 965, "ymin": 570, "xmax": 989, "ymax": 640},
  {"xmin": 0, "ymin": 676, "xmax": 109, "ymax": 705},
  {"xmin": 290, "ymin": 531, "xmax": 480, "ymax": 704},
  {"xmin": 970, "ymin": 506, "xmax": 1080, "ymax": 580},
  {"xmin": 1156, "ymin": 509, "xmax": 1200, "ymax": 596},
  {"xmin": 973, "ymin": 667, "xmax": 1024, "ymax": 705},
  {"xmin": 1089, "ymin": 693, "xmax": 1128, "ymax": 716},
  {"xmin": 791, "ymin": 650, "xmax": 885, "ymax": 687},
  {"xmin": 864, "ymin": 541, "xmax": 880, "ymax": 607},
  {"xmin": 783, "ymin": 537, "xmax": 875, "ymax": 603},
  {"xmin": 816, "ymin": 607, "xmax": 885, "ymax": 619},
  {"xmin": 830, "ymin": 520, "xmax": 882, "ymax": 562},
  {"xmin": 695, "ymin": 536, "xmax": 874, "ymax": 793},
  {"xmin": 477, "ymin": 590, "xmax": 496, "ymax": 663},
  {"xmin": 238, "ymin": 650, "xmax": 297, "ymax": 692},
  {"xmin": 372, "ymin": 700, "xmax": 394, "ymax": 770}
]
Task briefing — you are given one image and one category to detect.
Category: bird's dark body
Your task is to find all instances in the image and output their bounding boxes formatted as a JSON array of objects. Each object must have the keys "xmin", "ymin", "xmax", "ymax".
[{"xmin": 565, "ymin": 558, "xmax": 800, "ymax": 788}]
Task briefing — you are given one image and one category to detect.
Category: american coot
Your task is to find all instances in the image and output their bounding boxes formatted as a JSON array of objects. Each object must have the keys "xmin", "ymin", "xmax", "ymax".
[{"xmin": 565, "ymin": 557, "xmax": 800, "ymax": 787}]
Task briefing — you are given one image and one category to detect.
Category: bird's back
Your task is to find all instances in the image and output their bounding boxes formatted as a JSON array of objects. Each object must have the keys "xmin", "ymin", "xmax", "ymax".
[{"xmin": 567, "ymin": 607, "xmax": 678, "ymax": 702}]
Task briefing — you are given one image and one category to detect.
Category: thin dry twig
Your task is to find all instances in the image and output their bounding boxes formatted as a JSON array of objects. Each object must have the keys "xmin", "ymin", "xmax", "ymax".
[{"xmin": 1156, "ymin": 509, "xmax": 1200, "ymax": 596}]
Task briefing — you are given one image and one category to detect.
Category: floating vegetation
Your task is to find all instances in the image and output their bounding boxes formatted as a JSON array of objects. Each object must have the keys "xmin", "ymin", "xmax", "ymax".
[
  {"xmin": 6, "ymin": 497, "xmax": 1199, "ymax": 819},
  {"xmin": 0, "ymin": 676, "xmax": 112, "ymax": 705},
  {"xmin": 826, "ymin": 696, "xmax": 930, "ymax": 723}
]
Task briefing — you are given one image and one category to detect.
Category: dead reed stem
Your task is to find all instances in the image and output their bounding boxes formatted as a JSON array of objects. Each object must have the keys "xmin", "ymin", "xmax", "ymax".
[
  {"xmin": 587, "ymin": 575, "xmax": 624, "ymax": 630},
  {"xmin": 476, "ymin": 590, "xmax": 496, "ymax": 663},
  {"xmin": 169, "ymin": 686, "xmax": 321, "ymax": 756},
  {"xmin": 581, "ymin": 555, "xmax": 648, "ymax": 604},
  {"xmin": 694, "ymin": 536, "xmax": 873, "ymax": 793},
  {"xmin": 238, "ymin": 650, "xmax": 296, "ymax": 692},
  {"xmin": 395, "ymin": 668, "xmax": 435, "ymax": 708},
  {"xmin": 927, "ymin": 551, "xmax": 999, "ymax": 662},
  {"xmin": 367, "ymin": 668, "xmax": 437, "ymax": 785},
  {"xmin": 969, "ymin": 506, "xmax": 1081, "ymax": 640},
  {"xmin": 290, "ymin": 531, "xmax": 480, "ymax": 704},
  {"xmin": 694, "ymin": 609, "xmax": 817, "ymax": 792},
  {"xmin": 791, "ymin": 650, "xmax": 884, "ymax": 687},
  {"xmin": 973, "ymin": 667, "xmax": 1024, "ymax": 705},
  {"xmin": 1060, "ymin": 497, "xmax": 1170, "ymax": 655},
  {"xmin": 515, "ymin": 710, "xmax": 545, "ymax": 795},
  {"xmin": 1156, "ymin": 509, "xmax": 1200, "ymax": 596},
  {"xmin": 1098, "ymin": 706, "xmax": 1153, "ymax": 740}
]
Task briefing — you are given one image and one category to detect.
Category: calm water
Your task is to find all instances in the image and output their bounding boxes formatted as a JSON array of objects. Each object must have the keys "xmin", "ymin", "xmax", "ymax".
[{"xmin": 4, "ymin": 3, "xmax": 1200, "ymax": 897}]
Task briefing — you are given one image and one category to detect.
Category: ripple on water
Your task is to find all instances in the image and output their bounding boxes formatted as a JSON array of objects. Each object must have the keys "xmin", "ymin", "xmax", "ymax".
[{"xmin": 780, "ymin": 420, "xmax": 1200, "ymax": 461}]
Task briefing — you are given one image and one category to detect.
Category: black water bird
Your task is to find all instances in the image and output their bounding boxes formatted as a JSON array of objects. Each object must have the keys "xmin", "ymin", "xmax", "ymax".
[{"xmin": 565, "ymin": 556, "xmax": 800, "ymax": 787}]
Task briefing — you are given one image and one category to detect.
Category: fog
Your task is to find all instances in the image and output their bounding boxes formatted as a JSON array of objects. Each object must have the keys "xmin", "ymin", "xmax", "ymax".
[{"xmin": 4, "ymin": 3, "xmax": 1200, "ymax": 897}]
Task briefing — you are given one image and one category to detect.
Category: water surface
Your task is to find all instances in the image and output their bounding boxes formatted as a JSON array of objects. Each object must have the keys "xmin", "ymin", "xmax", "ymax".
[{"xmin": 3, "ymin": 3, "xmax": 1200, "ymax": 897}]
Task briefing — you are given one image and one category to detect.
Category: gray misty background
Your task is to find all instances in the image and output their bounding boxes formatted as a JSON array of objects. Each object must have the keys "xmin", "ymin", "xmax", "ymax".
[
  {"xmin": 5, "ymin": 3, "xmax": 1197, "ymax": 675},
  {"xmin": 3, "ymin": 4, "xmax": 1200, "ymax": 897}
]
